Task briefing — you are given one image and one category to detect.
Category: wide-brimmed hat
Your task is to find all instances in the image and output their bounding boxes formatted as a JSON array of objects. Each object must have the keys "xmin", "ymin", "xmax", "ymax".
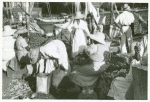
[
  {"xmin": 73, "ymin": 11, "xmax": 85, "ymax": 19},
  {"xmin": 123, "ymin": 4, "xmax": 132, "ymax": 11},
  {"xmin": 13, "ymin": 26, "xmax": 28, "ymax": 38},
  {"xmin": 89, "ymin": 32, "xmax": 106, "ymax": 45},
  {"xmin": 3, "ymin": 25, "xmax": 17, "ymax": 37},
  {"xmin": 15, "ymin": 26, "xmax": 28, "ymax": 34}
]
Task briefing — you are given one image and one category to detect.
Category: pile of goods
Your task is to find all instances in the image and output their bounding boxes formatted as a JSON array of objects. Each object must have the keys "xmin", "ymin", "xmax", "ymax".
[
  {"xmin": 29, "ymin": 33, "xmax": 55, "ymax": 48},
  {"xmin": 105, "ymin": 53, "xmax": 132, "ymax": 72},
  {"xmin": 3, "ymin": 79, "xmax": 32, "ymax": 99},
  {"xmin": 94, "ymin": 52, "xmax": 132, "ymax": 99}
]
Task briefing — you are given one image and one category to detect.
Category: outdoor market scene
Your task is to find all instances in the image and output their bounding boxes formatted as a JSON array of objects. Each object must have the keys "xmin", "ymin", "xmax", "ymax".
[{"xmin": 2, "ymin": 2, "xmax": 148, "ymax": 100}]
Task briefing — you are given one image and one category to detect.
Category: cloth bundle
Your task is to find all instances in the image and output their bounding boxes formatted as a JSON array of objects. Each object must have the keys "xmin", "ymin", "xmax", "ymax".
[{"xmin": 3, "ymin": 26, "xmax": 16, "ymax": 71}]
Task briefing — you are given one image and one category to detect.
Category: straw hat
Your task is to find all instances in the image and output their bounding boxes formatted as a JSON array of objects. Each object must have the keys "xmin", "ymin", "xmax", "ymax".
[
  {"xmin": 13, "ymin": 26, "xmax": 28, "ymax": 38},
  {"xmin": 89, "ymin": 32, "xmax": 106, "ymax": 45},
  {"xmin": 3, "ymin": 25, "xmax": 17, "ymax": 37},
  {"xmin": 73, "ymin": 11, "xmax": 85, "ymax": 19},
  {"xmin": 15, "ymin": 29, "xmax": 28, "ymax": 35},
  {"xmin": 123, "ymin": 4, "xmax": 132, "ymax": 11}
]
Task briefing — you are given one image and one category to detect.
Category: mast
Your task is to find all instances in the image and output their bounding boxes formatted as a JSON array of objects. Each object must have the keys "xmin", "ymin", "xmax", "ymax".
[
  {"xmin": 75, "ymin": 2, "xmax": 80, "ymax": 12},
  {"xmin": 110, "ymin": 3, "xmax": 114, "ymax": 25},
  {"xmin": 26, "ymin": 2, "xmax": 29, "ymax": 29},
  {"xmin": 109, "ymin": 3, "xmax": 114, "ymax": 39}
]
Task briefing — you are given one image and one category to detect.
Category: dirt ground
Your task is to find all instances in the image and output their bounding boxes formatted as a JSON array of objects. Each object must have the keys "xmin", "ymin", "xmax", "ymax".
[{"xmin": 2, "ymin": 35, "xmax": 145, "ymax": 99}]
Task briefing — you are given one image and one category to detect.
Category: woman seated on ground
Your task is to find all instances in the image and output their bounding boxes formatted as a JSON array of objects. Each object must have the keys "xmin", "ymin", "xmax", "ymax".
[
  {"xmin": 15, "ymin": 28, "xmax": 33, "ymax": 76},
  {"xmin": 68, "ymin": 32, "xmax": 110, "ymax": 94},
  {"xmin": 107, "ymin": 34, "xmax": 148, "ymax": 100}
]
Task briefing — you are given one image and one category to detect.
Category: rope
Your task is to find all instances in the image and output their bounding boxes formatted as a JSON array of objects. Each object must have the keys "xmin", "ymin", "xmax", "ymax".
[
  {"xmin": 46, "ymin": 3, "xmax": 51, "ymax": 17},
  {"xmin": 72, "ymin": 2, "xmax": 73, "ymax": 15},
  {"xmin": 9, "ymin": 2, "xmax": 13, "ymax": 19},
  {"xmin": 49, "ymin": 3, "xmax": 51, "ymax": 17},
  {"xmin": 51, "ymin": 3, "xmax": 57, "ymax": 10},
  {"xmin": 67, "ymin": 4, "xmax": 71, "ymax": 14},
  {"xmin": 29, "ymin": 2, "xmax": 34, "ymax": 16}
]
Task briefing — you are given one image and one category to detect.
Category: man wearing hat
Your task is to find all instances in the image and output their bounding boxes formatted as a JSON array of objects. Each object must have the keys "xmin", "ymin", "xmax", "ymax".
[
  {"xmin": 66, "ymin": 11, "xmax": 91, "ymax": 58},
  {"xmin": 114, "ymin": 4, "xmax": 135, "ymax": 54},
  {"xmin": 15, "ymin": 28, "xmax": 33, "ymax": 76}
]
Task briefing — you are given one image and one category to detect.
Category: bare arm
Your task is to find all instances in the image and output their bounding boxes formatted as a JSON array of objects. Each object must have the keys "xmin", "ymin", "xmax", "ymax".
[
  {"xmin": 114, "ymin": 22, "xmax": 122, "ymax": 29},
  {"xmin": 114, "ymin": 4, "xmax": 120, "ymax": 15},
  {"xmin": 25, "ymin": 46, "xmax": 30, "ymax": 51}
]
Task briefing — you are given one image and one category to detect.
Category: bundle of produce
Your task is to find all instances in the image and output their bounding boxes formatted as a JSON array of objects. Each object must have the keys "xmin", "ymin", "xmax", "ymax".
[
  {"xmin": 2, "ymin": 79, "xmax": 32, "ymax": 99},
  {"xmin": 104, "ymin": 52, "xmax": 131, "ymax": 72},
  {"xmin": 29, "ymin": 33, "xmax": 55, "ymax": 48}
]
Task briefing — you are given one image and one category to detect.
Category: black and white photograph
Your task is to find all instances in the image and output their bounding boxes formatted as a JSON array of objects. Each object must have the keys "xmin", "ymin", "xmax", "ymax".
[{"xmin": 1, "ymin": 0, "xmax": 149, "ymax": 100}]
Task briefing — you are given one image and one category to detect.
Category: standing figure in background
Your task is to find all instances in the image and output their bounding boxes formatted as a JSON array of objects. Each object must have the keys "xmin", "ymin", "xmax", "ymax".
[
  {"xmin": 67, "ymin": 11, "xmax": 91, "ymax": 58},
  {"xmin": 86, "ymin": 12, "xmax": 96, "ymax": 44},
  {"xmin": 114, "ymin": 4, "xmax": 135, "ymax": 54},
  {"xmin": 86, "ymin": 12, "xmax": 95, "ymax": 34}
]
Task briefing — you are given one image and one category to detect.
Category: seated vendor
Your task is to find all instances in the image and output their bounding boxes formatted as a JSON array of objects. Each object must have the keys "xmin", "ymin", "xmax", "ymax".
[
  {"xmin": 15, "ymin": 28, "xmax": 33, "ymax": 76},
  {"xmin": 68, "ymin": 32, "xmax": 110, "ymax": 94}
]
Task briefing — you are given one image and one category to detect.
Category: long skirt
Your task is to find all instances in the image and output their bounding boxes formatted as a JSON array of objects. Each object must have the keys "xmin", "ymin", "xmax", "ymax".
[
  {"xmin": 68, "ymin": 63, "xmax": 107, "ymax": 87},
  {"xmin": 72, "ymin": 29, "xmax": 87, "ymax": 58}
]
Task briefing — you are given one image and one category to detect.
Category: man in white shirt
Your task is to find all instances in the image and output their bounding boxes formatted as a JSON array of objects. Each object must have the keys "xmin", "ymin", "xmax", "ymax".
[{"xmin": 114, "ymin": 4, "xmax": 135, "ymax": 54}]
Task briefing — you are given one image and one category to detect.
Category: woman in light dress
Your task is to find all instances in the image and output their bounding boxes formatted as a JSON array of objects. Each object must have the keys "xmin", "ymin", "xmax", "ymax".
[{"xmin": 66, "ymin": 11, "xmax": 91, "ymax": 58}]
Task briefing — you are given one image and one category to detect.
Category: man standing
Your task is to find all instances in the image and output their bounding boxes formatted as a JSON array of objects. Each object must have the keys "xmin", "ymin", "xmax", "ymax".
[{"xmin": 114, "ymin": 4, "xmax": 135, "ymax": 54}]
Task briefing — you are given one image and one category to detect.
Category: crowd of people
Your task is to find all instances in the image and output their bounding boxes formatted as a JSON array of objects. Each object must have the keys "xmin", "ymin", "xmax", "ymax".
[{"xmin": 3, "ymin": 3, "xmax": 148, "ymax": 99}]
